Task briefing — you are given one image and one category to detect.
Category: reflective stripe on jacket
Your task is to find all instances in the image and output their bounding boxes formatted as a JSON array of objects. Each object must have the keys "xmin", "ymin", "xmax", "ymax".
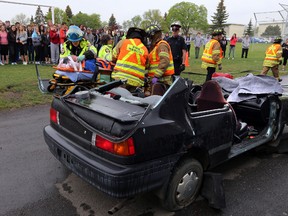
[
  {"xmin": 263, "ymin": 44, "xmax": 282, "ymax": 67},
  {"xmin": 201, "ymin": 39, "xmax": 222, "ymax": 69},
  {"xmin": 60, "ymin": 39, "xmax": 97, "ymax": 58},
  {"xmin": 148, "ymin": 40, "xmax": 174, "ymax": 78},
  {"xmin": 112, "ymin": 38, "xmax": 148, "ymax": 87}
]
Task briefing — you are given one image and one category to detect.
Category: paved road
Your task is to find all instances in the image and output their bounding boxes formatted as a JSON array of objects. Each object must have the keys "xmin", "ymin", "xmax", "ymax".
[{"xmin": 1, "ymin": 77, "xmax": 288, "ymax": 216}]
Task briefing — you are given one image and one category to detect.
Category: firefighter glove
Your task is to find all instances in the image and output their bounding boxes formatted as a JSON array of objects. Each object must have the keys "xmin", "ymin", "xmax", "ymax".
[
  {"xmin": 179, "ymin": 64, "xmax": 185, "ymax": 72},
  {"xmin": 152, "ymin": 77, "xmax": 158, "ymax": 84}
]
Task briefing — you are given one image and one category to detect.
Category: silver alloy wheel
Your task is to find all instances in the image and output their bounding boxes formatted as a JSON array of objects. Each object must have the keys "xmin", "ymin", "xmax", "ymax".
[{"xmin": 176, "ymin": 171, "xmax": 199, "ymax": 204}]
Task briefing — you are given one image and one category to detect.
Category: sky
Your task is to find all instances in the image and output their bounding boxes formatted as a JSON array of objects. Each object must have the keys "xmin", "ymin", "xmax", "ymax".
[{"xmin": 0, "ymin": 0, "xmax": 287, "ymax": 25}]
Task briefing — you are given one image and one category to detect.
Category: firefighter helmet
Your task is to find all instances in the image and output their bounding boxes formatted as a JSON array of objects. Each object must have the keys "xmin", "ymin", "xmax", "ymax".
[{"xmin": 146, "ymin": 25, "xmax": 162, "ymax": 38}]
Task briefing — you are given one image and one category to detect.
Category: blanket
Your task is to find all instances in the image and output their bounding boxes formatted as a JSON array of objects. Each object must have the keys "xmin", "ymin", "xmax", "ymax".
[{"xmin": 213, "ymin": 73, "xmax": 284, "ymax": 103}]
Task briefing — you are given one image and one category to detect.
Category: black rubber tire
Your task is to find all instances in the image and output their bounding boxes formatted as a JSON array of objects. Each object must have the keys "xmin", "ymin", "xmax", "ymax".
[{"xmin": 162, "ymin": 158, "xmax": 203, "ymax": 211}]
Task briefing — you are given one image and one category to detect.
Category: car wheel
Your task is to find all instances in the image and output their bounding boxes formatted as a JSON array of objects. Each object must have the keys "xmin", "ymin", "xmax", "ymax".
[{"xmin": 162, "ymin": 158, "xmax": 203, "ymax": 211}]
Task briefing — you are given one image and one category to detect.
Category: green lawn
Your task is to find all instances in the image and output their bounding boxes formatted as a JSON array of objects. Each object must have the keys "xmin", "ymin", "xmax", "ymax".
[
  {"xmin": 0, "ymin": 43, "xmax": 285, "ymax": 111},
  {"xmin": 182, "ymin": 42, "xmax": 286, "ymax": 83},
  {"xmin": 0, "ymin": 64, "xmax": 53, "ymax": 110}
]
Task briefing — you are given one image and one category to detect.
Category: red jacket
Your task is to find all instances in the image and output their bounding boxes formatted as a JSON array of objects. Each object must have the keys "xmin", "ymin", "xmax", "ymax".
[
  {"xmin": 49, "ymin": 30, "xmax": 60, "ymax": 44},
  {"xmin": 59, "ymin": 28, "xmax": 67, "ymax": 44},
  {"xmin": 230, "ymin": 37, "xmax": 237, "ymax": 46}
]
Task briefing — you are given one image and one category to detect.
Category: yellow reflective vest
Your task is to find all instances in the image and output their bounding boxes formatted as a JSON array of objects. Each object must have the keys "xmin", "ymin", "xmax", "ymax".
[
  {"xmin": 112, "ymin": 39, "xmax": 148, "ymax": 87},
  {"xmin": 98, "ymin": 44, "xmax": 113, "ymax": 61},
  {"xmin": 60, "ymin": 39, "xmax": 98, "ymax": 58},
  {"xmin": 201, "ymin": 39, "xmax": 222, "ymax": 69},
  {"xmin": 263, "ymin": 44, "xmax": 282, "ymax": 67}
]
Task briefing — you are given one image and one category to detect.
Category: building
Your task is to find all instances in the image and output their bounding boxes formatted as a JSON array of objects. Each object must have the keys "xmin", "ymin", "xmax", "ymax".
[{"xmin": 224, "ymin": 24, "xmax": 246, "ymax": 38}]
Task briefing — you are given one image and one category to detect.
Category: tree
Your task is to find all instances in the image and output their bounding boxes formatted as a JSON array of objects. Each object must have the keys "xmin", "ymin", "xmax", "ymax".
[
  {"xmin": 30, "ymin": 16, "xmax": 34, "ymax": 24},
  {"xmin": 108, "ymin": 14, "xmax": 117, "ymax": 30},
  {"xmin": 11, "ymin": 13, "xmax": 30, "ymax": 25},
  {"xmin": 245, "ymin": 19, "xmax": 254, "ymax": 36},
  {"xmin": 46, "ymin": 7, "xmax": 68, "ymax": 24},
  {"xmin": 71, "ymin": 12, "xmax": 101, "ymax": 29},
  {"xmin": 142, "ymin": 9, "xmax": 164, "ymax": 28},
  {"xmin": 261, "ymin": 25, "xmax": 281, "ymax": 37},
  {"xmin": 166, "ymin": 2, "xmax": 209, "ymax": 35},
  {"xmin": 122, "ymin": 15, "xmax": 143, "ymax": 31},
  {"xmin": 65, "ymin": 5, "xmax": 73, "ymax": 20},
  {"xmin": 210, "ymin": 0, "xmax": 229, "ymax": 32},
  {"xmin": 122, "ymin": 20, "xmax": 132, "ymax": 32},
  {"xmin": 34, "ymin": 6, "xmax": 45, "ymax": 24},
  {"xmin": 131, "ymin": 15, "xmax": 142, "ymax": 27}
]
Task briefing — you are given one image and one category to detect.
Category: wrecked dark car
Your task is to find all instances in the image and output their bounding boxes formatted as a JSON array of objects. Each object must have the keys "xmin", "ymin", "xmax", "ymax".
[{"xmin": 44, "ymin": 75, "xmax": 288, "ymax": 211}]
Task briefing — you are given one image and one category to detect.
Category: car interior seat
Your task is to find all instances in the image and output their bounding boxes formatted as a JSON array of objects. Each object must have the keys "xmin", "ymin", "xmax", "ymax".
[
  {"xmin": 197, "ymin": 80, "xmax": 227, "ymax": 111},
  {"xmin": 196, "ymin": 80, "xmax": 248, "ymax": 143}
]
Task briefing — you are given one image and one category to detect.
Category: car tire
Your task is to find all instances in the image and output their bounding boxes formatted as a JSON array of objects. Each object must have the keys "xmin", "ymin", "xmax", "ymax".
[{"xmin": 162, "ymin": 158, "xmax": 203, "ymax": 211}]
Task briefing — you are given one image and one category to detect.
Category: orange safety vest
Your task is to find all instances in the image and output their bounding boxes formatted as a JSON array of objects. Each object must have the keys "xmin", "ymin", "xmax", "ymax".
[
  {"xmin": 263, "ymin": 44, "xmax": 282, "ymax": 67},
  {"xmin": 148, "ymin": 40, "xmax": 174, "ymax": 77},
  {"xmin": 112, "ymin": 39, "xmax": 148, "ymax": 87},
  {"xmin": 201, "ymin": 39, "xmax": 222, "ymax": 68}
]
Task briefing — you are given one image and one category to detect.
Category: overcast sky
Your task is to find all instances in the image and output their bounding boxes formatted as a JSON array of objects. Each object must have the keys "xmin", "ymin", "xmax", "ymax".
[{"xmin": 0, "ymin": 0, "xmax": 287, "ymax": 25}]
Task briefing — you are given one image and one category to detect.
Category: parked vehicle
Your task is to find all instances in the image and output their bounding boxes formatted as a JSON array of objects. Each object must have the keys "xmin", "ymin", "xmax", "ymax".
[
  {"xmin": 251, "ymin": 37, "xmax": 270, "ymax": 43},
  {"xmin": 44, "ymin": 76, "xmax": 288, "ymax": 211}
]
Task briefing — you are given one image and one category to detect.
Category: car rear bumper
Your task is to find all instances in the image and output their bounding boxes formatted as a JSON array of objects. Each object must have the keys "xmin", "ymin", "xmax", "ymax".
[{"xmin": 44, "ymin": 125, "xmax": 179, "ymax": 198}]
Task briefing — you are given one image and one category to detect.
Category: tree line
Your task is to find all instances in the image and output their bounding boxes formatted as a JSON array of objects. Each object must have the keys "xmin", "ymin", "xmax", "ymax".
[{"xmin": 10, "ymin": 0, "xmax": 282, "ymax": 36}]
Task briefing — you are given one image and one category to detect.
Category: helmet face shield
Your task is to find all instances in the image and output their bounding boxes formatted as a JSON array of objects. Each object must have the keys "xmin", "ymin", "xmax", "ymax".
[{"xmin": 67, "ymin": 25, "xmax": 83, "ymax": 42}]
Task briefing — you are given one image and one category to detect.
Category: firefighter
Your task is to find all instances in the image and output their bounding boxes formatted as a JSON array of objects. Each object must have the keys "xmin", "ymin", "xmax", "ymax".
[
  {"xmin": 261, "ymin": 36, "xmax": 283, "ymax": 82},
  {"xmin": 145, "ymin": 25, "xmax": 174, "ymax": 86},
  {"xmin": 201, "ymin": 29, "xmax": 223, "ymax": 81},
  {"xmin": 60, "ymin": 25, "xmax": 97, "ymax": 61},
  {"xmin": 111, "ymin": 27, "xmax": 149, "ymax": 91}
]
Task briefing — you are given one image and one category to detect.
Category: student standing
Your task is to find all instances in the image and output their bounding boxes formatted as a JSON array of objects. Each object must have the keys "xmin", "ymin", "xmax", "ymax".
[
  {"xmin": 241, "ymin": 34, "xmax": 250, "ymax": 58},
  {"xmin": 8, "ymin": 25, "xmax": 17, "ymax": 65},
  {"xmin": 0, "ymin": 25, "xmax": 9, "ymax": 65},
  {"xmin": 220, "ymin": 36, "xmax": 228, "ymax": 58},
  {"xmin": 228, "ymin": 33, "xmax": 237, "ymax": 60},
  {"xmin": 194, "ymin": 32, "xmax": 203, "ymax": 59},
  {"xmin": 16, "ymin": 24, "xmax": 28, "ymax": 65}
]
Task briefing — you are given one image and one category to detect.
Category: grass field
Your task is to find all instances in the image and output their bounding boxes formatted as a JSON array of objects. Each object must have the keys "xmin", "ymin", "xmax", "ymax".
[{"xmin": 0, "ymin": 43, "xmax": 285, "ymax": 111}]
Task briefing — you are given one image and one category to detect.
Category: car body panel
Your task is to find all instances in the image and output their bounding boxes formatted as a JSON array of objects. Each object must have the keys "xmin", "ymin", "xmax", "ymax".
[{"xmin": 44, "ymin": 77, "xmax": 288, "ymax": 198}]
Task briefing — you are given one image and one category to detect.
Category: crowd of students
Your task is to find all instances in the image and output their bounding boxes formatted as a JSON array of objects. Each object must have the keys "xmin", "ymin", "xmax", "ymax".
[{"xmin": 0, "ymin": 19, "xmax": 126, "ymax": 66}]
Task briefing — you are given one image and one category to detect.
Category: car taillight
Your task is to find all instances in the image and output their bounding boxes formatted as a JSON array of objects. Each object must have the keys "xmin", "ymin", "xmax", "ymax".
[
  {"xmin": 95, "ymin": 135, "xmax": 135, "ymax": 156},
  {"xmin": 50, "ymin": 108, "xmax": 59, "ymax": 124}
]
